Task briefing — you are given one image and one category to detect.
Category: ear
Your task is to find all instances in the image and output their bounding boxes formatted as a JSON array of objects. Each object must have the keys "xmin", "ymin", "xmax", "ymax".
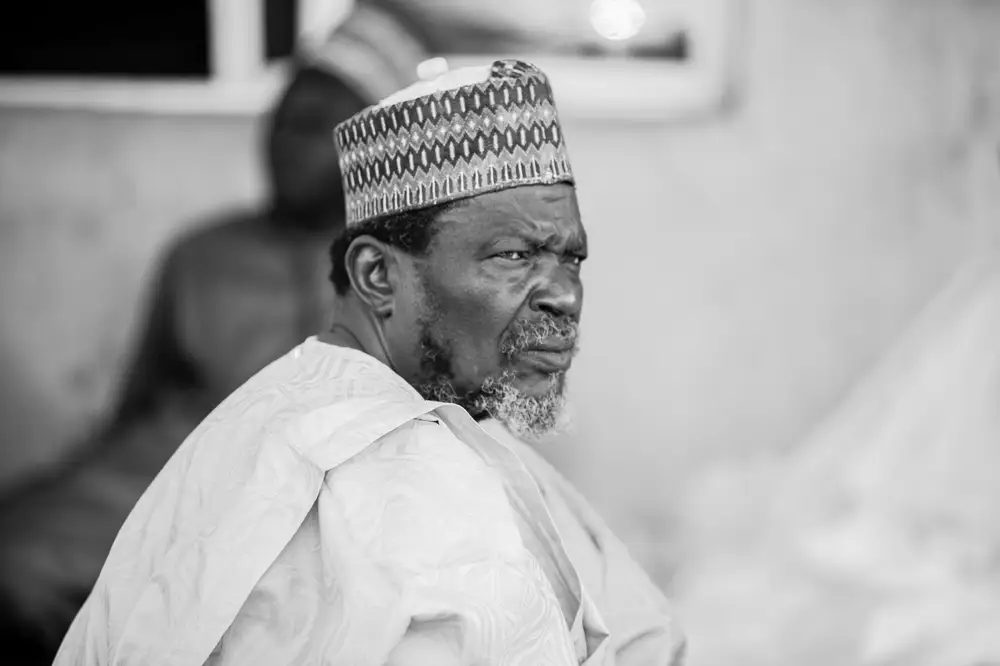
[{"xmin": 345, "ymin": 235, "xmax": 400, "ymax": 317}]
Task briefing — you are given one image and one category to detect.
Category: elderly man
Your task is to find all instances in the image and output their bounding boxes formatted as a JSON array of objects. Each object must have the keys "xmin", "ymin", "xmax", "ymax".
[{"xmin": 55, "ymin": 59, "xmax": 685, "ymax": 666}]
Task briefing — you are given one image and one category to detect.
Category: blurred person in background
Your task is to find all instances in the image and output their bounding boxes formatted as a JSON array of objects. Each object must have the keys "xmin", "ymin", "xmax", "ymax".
[{"xmin": 0, "ymin": 4, "xmax": 430, "ymax": 661}]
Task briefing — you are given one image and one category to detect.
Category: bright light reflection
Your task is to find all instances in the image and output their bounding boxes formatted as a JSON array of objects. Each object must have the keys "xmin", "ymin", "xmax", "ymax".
[{"xmin": 589, "ymin": 0, "xmax": 647, "ymax": 42}]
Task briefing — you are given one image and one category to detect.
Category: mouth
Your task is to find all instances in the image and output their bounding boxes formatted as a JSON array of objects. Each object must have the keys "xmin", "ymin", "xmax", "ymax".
[{"xmin": 517, "ymin": 343, "xmax": 577, "ymax": 373}]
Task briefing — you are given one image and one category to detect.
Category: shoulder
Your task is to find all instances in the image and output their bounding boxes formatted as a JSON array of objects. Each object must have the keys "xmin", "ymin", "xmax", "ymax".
[
  {"xmin": 331, "ymin": 415, "xmax": 498, "ymax": 494},
  {"xmin": 323, "ymin": 414, "xmax": 524, "ymax": 563}
]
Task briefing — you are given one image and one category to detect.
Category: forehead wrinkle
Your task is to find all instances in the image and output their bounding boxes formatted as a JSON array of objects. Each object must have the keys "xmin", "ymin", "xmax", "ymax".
[
  {"xmin": 497, "ymin": 194, "xmax": 583, "ymax": 241},
  {"xmin": 427, "ymin": 185, "xmax": 586, "ymax": 251}
]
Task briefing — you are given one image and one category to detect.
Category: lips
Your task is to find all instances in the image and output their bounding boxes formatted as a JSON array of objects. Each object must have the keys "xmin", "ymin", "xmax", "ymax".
[{"xmin": 518, "ymin": 343, "xmax": 577, "ymax": 372}]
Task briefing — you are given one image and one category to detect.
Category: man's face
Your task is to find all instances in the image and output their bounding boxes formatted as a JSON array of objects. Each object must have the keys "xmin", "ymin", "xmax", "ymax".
[
  {"xmin": 266, "ymin": 69, "xmax": 366, "ymax": 227},
  {"xmin": 395, "ymin": 183, "xmax": 587, "ymax": 439}
]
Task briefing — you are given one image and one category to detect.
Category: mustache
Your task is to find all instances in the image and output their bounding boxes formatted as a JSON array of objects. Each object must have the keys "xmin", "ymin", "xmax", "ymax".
[{"xmin": 500, "ymin": 315, "xmax": 580, "ymax": 357}]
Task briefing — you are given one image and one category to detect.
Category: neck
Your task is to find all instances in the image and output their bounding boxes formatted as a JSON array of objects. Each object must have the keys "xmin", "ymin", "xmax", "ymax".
[{"xmin": 320, "ymin": 297, "xmax": 392, "ymax": 368}]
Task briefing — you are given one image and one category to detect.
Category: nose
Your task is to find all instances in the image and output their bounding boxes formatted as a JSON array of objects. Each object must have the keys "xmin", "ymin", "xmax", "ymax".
[{"xmin": 530, "ymin": 265, "xmax": 583, "ymax": 320}]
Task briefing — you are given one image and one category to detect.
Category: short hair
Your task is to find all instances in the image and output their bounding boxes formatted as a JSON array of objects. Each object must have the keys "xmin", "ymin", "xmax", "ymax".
[{"xmin": 328, "ymin": 201, "xmax": 456, "ymax": 295}]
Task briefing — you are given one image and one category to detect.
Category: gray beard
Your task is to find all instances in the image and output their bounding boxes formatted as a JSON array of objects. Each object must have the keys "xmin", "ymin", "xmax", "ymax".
[
  {"xmin": 417, "ymin": 367, "xmax": 570, "ymax": 442},
  {"xmin": 413, "ymin": 310, "xmax": 577, "ymax": 441}
]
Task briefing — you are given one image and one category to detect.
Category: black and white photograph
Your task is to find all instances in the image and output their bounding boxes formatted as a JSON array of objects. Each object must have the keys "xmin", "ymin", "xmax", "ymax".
[{"xmin": 1, "ymin": 1, "xmax": 998, "ymax": 665}]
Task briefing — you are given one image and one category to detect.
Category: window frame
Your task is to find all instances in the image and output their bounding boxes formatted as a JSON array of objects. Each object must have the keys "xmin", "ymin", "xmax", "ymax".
[
  {"xmin": 0, "ymin": 0, "xmax": 740, "ymax": 121},
  {"xmin": 0, "ymin": 0, "xmax": 300, "ymax": 116}
]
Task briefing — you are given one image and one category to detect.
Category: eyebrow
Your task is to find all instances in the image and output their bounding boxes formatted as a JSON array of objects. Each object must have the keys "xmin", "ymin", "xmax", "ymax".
[{"xmin": 488, "ymin": 227, "xmax": 588, "ymax": 254}]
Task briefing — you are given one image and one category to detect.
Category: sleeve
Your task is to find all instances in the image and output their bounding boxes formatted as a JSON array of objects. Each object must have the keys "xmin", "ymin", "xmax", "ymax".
[
  {"xmin": 383, "ymin": 617, "xmax": 466, "ymax": 666},
  {"xmin": 599, "ymin": 534, "xmax": 688, "ymax": 666},
  {"xmin": 315, "ymin": 417, "xmax": 578, "ymax": 665},
  {"xmin": 546, "ymin": 470, "xmax": 688, "ymax": 666}
]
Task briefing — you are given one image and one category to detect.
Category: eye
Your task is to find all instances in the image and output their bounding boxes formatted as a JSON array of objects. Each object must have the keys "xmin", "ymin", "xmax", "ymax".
[{"xmin": 494, "ymin": 250, "xmax": 533, "ymax": 262}]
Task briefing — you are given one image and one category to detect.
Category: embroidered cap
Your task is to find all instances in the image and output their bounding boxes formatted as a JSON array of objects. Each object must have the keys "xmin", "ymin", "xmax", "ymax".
[{"xmin": 334, "ymin": 59, "xmax": 575, "ymax": 227}]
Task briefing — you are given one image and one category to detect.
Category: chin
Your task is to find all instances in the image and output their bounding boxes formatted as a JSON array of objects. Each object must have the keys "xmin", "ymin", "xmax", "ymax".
[{"xmin": 513, "ymin": 370, "xmax": 566, "ymax": 397}]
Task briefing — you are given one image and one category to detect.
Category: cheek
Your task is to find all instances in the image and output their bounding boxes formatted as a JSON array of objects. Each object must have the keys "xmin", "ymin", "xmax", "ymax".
[
  {"xmin": 423, "ymin": 262, "xmax": 528, "ymax": 368},
  {"xmin": 395, "ymin": 282, "xmax": 431, "ymax": 335},
  {"xmin": 437, "ymin": 291, "xmax": 518, "ymax": 368}
]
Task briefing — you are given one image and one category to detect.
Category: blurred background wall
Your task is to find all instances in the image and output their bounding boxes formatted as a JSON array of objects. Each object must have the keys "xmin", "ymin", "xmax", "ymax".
[{"xmin": 1, "ymin": 0, "xmax": 998, "ymax": 648}]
